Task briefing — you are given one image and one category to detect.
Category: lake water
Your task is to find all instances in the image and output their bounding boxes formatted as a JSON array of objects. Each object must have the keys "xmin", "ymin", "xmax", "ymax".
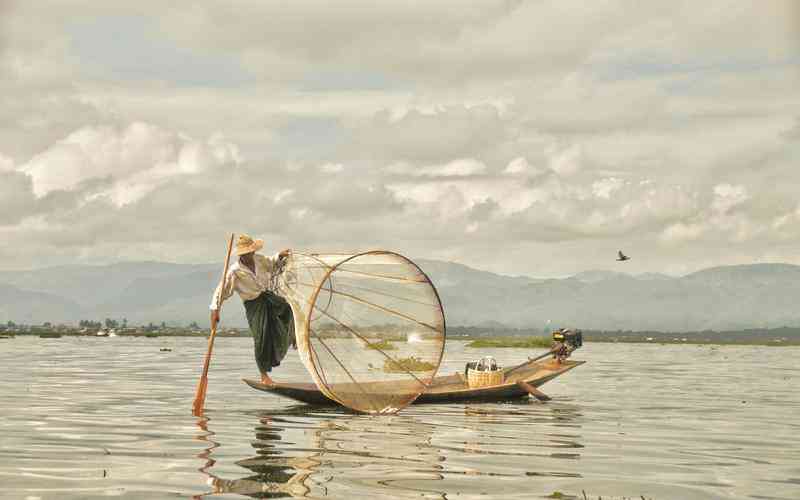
[{"xmin": 0, "ymin": 337, "xmax": 798, "ymax": 499}]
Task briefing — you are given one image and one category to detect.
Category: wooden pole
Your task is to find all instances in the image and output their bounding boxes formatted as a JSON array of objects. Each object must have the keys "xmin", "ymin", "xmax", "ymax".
[
  {"xmin": 528, "ymin": 349, "xmax": 557, "ymax": 363},
  {"xmin": 517, "ymin": 380, "xmax": 552, "ymax": 401},
  {"xmin": 192, "ymin": 233, "xmax": 235, "ymax": 416}
]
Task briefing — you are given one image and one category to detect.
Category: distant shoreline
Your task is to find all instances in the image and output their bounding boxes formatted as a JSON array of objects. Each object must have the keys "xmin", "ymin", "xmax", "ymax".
[
  {"xmin": 448, "ymin": 325, "xmax": 800, "ymax": 347},
  {"xmin": 458, "ymin": 335, "xmax": 799, "ymax": 347},
  {"xmin": 4, "ymin": 326, "xmax": 800, "ymax": 346},
  {"xmin": 584, "ymin": 337, "xmax": 800, "ymax": 346}
]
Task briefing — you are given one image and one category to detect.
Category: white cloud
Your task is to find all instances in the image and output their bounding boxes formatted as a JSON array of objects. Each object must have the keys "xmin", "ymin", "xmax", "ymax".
[
  {"xmin": 18, "ymin": 122, "xmax": 242, "ymax": 206},
  {"xmin": 547, "ymin": 144, "xmax": 583, "ymax": 176},
  {"xmin": 0, "ymin": 169, "xmax": 36, "ymax": 225},
  {"xmin": 208, "ymin": 133, "xmax": 244, "ymax": 165},
  {"xmin": 387, "ymin": 158, "xmax": 488, "ymax": 178},
  {"xmin": 503, "ymin": 157, "xmax": 528, "ymax": 174},
  {"xmin": 387, "ymin": 160, "xmax": 704, "ymax": 243},
  {"xmin": 420, "ymin": 159, "xmax": 487, "ymax": 177},
  {"xmin": 592, "ymin": 177, "xmax": 624, "ymax": 199},
  {"xmin": 711, "ymin": 184, "xmax": 748, "ymax": 215},
  {"xmin": 319, "ymin": 163, "xmax": 344, "ymax": 173},
  {"xmin": 661, "ymin": 222, "xmax": 706, "ymax": 243},
  {"xmin": 290, "ymin": 207, "xmax": 310, "ymax": 220},
  {"xmin": 503, "ymin": 156, "xmax": 547, "ymax": 177},
  {"xmin": 0, "ymin": 153, "xmax": 15, "ymax": 172},
  {"xmin": 273, "ymin": 188, "xmax": 294, "ymax": 204},
  {"xmin": 0, "ymin": 2, "xmax": 799, "ymax": 275}
]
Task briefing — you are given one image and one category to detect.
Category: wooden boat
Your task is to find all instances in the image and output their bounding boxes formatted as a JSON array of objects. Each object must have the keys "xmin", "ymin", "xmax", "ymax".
[{"xmin": 244, "ymin": 356, "xmax": 584, "ymax": 407}]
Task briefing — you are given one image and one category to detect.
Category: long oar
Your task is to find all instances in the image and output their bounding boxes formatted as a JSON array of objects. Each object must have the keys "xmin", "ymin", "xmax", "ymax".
[{"xmin": 192, "ymin": 233, "xmax": 235, "ymax": 416}]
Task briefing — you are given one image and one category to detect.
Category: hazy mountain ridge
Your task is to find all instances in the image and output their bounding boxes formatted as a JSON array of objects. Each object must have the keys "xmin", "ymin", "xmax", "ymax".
[
  {"xmin": 0, "ymin": 261, "xmax": 209, "ymax": 307},
  {"xmin": 0, "ymin": 283, "xmax": 85, "ymax": 324},
  {"xmin": 1, "ymin": 260, "xmax": 799, "ymax": 332}
]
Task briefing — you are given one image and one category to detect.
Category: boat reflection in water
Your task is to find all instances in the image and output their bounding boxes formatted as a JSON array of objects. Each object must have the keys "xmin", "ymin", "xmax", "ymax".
[
  {"xmin": 197, "ymin": 409, "xmax": 446, "ymax": 498},
  {"xmin": 204, "ymin": 413, "xmax": 321, "ymax": 498},
  {"xmin": 195, "ymin": 401, "xmax": 585, "ymax": 499}
]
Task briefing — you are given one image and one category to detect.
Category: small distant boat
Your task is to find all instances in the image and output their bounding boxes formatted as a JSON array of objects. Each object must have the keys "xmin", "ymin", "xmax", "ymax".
[{"xmin": 96, "ymin": 331, "xmax": 109, "ymax": 337}]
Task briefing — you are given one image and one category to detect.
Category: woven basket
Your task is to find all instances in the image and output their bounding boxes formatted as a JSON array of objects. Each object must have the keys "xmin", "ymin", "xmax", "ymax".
[{"xmin": 467, "ymin": 368, "xmax": 504, "ymax": 388}]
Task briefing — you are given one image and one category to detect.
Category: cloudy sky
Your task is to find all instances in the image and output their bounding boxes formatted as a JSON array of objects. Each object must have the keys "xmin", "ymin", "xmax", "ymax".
[{"xmin": 1, "ymin": 1, "xmax": 798, "ymax": 277}]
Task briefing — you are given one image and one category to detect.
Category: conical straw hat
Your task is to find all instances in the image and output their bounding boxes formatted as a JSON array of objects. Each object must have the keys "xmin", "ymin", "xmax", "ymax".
[{"xmin": 236, "ymin": 234, "xmax": 264, "ymax": 256}]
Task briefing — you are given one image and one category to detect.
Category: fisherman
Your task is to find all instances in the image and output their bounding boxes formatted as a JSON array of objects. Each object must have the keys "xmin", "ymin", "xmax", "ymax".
[
  {"xmin": 551, "ymin": 329, "xmax": 568, "ymax": 363},
  {"xmin": 550, "ymin": 328, "xmax": 582, "ymax": 363},
  {"xmin": 210, "ymin": 234, "xmax": 295, "ymax": 386}
]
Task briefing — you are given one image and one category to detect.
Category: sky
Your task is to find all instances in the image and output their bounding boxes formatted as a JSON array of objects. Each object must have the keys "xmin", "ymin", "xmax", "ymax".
[{"xmin": 0, "ymin": 1, "xmax": 799, "ymax": 277}]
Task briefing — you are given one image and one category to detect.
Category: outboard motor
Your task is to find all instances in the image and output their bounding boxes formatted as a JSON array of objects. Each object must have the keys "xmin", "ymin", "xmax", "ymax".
[{"xmin": 551, "ymin": 328, "xmax": 582, "ymax": 362}]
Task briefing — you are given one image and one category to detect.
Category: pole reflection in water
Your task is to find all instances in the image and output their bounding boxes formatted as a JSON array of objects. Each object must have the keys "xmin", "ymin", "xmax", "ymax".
[
  {"xmin": 193, "ymin": 400, "xmax": 586, "ymax": 499},
  {"xmin": 194, "ymin": 415, "xmax": 219, "ymax": 480}
]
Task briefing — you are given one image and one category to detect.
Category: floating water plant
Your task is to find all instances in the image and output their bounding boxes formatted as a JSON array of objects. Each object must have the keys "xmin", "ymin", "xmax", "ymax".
[
  {"xmin": 466, "ymin": 337, "xmax": 551, "ymax": 349},
  {"xmin": 366, "ymin": 339, "xmax": 397, "ymax": 351},
  {"xmin": 383, "ymin": 356, "xmax": 436, "ymax": 373}
]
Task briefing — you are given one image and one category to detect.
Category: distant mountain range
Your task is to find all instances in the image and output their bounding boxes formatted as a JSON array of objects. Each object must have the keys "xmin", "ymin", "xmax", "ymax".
[{"xmin": 2, "ymin": 260, "xmax": 800, "ymax": 332}]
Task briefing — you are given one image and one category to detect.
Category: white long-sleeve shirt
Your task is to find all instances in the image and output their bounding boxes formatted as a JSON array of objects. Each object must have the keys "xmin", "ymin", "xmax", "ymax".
[{"xmin": 209, "ymin": 253, "xmax": 281, "ymax": 310}]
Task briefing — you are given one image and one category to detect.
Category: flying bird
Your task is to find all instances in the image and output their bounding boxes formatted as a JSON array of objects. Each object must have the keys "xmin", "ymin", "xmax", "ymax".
[{"xmin": 616, "ymin": 251, "xmax": 630, "ymax": 262}]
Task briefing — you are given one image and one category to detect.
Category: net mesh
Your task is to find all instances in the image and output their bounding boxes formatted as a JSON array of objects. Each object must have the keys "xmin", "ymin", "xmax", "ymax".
[{"xmin": 275, "ymin": 251, "xmax": 446, "ymax": 414}]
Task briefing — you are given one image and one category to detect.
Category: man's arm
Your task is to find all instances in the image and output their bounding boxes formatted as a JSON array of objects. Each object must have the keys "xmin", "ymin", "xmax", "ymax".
[
  {"xmin": 257, "ymin": 250, "xmax": 291, "ymax": 272},
  {"xmin": 209, "ymin": 269, "xmax": 237, "ymax": 325}
]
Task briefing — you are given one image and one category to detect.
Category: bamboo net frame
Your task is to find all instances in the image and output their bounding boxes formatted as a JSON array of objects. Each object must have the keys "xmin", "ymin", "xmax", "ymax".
[{"xmin": 274, "ymin": 251, "xmax": 446, "ymax": 414}]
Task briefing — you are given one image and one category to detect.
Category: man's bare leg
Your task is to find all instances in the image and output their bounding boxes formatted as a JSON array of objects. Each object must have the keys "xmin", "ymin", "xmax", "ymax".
[{"xmin": 260, "ymin": 372, "xmax": 275, "ymax": 385}]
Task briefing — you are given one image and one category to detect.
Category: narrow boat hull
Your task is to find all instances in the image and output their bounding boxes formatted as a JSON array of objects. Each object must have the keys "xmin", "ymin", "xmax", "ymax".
[{"xmin": 243, "ymin": 358, "xmax": 584, "ymax": 407}]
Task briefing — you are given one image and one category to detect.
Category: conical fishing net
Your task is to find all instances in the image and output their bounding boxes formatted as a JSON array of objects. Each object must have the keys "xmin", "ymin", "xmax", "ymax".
[{"xmin": 274, "ymin": 251, "xmax": 446, "ymax": 414}]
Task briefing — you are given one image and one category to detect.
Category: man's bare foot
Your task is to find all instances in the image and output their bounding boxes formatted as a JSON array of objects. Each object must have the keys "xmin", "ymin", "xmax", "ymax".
[{"xmin": 260, "ymin": 374, "xmax": 275, "ymax": 386}]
